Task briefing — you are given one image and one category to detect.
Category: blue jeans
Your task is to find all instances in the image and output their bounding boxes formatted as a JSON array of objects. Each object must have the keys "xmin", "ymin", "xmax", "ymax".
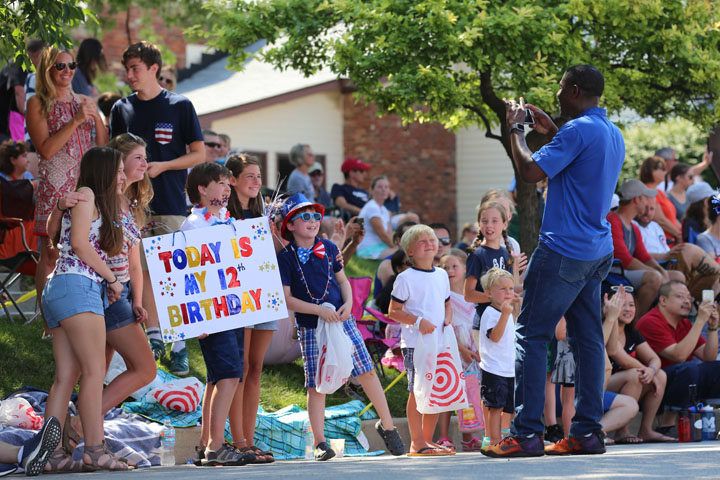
[{"xmin": 512, "ymin": 242, "xmax": 612, "ymax": 437}]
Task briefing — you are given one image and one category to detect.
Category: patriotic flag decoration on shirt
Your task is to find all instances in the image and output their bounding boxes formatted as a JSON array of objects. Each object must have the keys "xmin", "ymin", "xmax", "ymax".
[{"xmin": 155, "ymin": 123, "xmax": 173, "ymax": 145}]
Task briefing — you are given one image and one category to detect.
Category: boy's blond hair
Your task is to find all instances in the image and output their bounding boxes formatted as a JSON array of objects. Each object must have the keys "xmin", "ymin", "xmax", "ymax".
[
  {"xmin": 400, "ymin": 224, "xmax": 437, "ymax": 254},
  {"xmin": 480, "ymin": 267, "xmax": 513, "ymax": 292}
]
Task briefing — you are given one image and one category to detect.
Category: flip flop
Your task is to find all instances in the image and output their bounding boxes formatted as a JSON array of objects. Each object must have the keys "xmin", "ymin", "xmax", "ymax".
[
  {"xmin": 407, "ymin": 447, "xmax": 451, "ymax": 457},
  {"xmin": 640, "ymin": 435, "xmax": 676, "ymax": 443},
  {"xmin": 614, "ymin": 436, "xmax": 644, "ymax": 445}
]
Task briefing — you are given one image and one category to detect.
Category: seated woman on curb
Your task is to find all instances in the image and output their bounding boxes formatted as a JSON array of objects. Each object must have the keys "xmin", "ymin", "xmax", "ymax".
[{"xmin": 607, "ymin": 289, "xmax": 675, "ymax": 443}]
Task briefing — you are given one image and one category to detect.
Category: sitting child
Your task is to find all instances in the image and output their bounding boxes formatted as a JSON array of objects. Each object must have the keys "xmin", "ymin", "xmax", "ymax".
[
  {"xmin": 277, "ymin": 193, "xmax": 405, "ymax": 460},
  {"xmin": 477, "ymin": 268, "xmax": 521, "ymax": 452},
  {"xmin": 388, "ymin": 224, "xmax": 454, "ymax": 456}
]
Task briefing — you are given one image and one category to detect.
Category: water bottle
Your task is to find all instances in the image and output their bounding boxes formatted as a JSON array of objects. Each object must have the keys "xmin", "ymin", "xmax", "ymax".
[
  {"xmin": 303, "ymin": 420, "xmax": 314, "ymax": 459},
  {"xmin": 702, "ymin": 405, "xmax": 716, "ymax": 441},
  {"xmin": 160, "ymin": 417, "xmax": 176, "ymax": 466},
  {"xmin": 678, "ymin": 410, "xmax": 691, "ymax": 443}
]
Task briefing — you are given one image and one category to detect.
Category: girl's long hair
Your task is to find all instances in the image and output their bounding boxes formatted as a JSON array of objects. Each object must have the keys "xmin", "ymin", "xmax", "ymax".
[
  {"xmin": 76, "ymin": 147, "xmax": 124, "ymax": 256},
  {"xmin": 226, "ymin": 153, "xmax": 264, "ymax": 219},
  {"xmin": 468, "ymin": 200, "xmax": 514, "ymax": 268},
  {"xmin": 106, "ymin": 133, "xmax": 153, "ymax": 228},
  {"xmin": 36, "ymin": 46, "xmax": 74, "ymax": 117}
]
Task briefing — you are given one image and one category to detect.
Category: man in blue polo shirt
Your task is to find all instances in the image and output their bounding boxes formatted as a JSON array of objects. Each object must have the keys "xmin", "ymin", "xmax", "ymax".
[{"xmin": 483, "ymin": 65, "xmax": 624, "ymax": 458}]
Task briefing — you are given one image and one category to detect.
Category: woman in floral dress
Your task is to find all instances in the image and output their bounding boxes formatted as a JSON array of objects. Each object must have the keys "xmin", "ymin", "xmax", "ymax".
[{"xmin": 27, "ymin": 46, "xmax": 107, "ymax": 320}]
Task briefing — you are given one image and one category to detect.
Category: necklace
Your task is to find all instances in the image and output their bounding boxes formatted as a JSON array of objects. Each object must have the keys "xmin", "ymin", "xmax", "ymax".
[{"xmin": 289, "ymin": 242, "xmax": 333, "ymax": 304}]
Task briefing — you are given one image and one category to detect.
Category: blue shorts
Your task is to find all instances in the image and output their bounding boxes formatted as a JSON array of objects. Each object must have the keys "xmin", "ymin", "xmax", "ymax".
[
  {"xmin": 249, "ymin": 319, "xmax": 278, "ymax": 331},
  {"xmin": 603, "ymin": 390, "xmax": 618, "ymax": 413},
  {"xmin": 104, "ymin": 282, "xmax": 135, "ymax": 331},
  {"xmin": 297, "ymin": 317, "xmax": 373, "ymax": 389},
  {"xmin": 402, "ymin": 348, "xmax": 416, "ymax": 393},
  {"xmin": 480, "ymin": 368, "xmax": 515, "ymax": 414},
  {"xmin": 198, "ymin": 327, "xmax": 245, "ymax": 384},
  {"xmin": 42, "ymin": 274, "xmax": 106, "ymax": 329}
]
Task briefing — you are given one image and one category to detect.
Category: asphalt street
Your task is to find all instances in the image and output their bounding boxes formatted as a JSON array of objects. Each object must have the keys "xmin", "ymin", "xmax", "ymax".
[{"xmin": 30, "ymin": 442, "xmax": 720, "ymax": 480}]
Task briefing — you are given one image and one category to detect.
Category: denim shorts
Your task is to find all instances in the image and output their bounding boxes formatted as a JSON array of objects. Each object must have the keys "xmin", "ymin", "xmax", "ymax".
[
  {"xmin": 42, "ymin": 274, "xmax": 105, "ymax": 329},
  {"xmin": 480, "ymin": 368, "xmax": 515, "ymax": 413},
  {"xmin": 104, "ymin": 281, "xmax": 136, "ymax": 331},
  {"xmin": 249, "ymin": 319, "xmax": 279, "ymax": 331},
  {"xmin": 198, "ymin": 327, "xmax": 245, "ymax": 384},
  {"xmin": 402, "ymin": 348, "xmax": 415, "ymax": 392}
]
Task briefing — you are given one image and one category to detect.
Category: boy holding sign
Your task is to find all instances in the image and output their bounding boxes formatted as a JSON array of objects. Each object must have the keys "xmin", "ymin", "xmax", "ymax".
[
  {"xmin": 180, "ymin": 162, "xmax": 254, "ymax": 467},
  {"xmin": 277, "ymin": 193, "xmax": 405, "ymax": 460}
]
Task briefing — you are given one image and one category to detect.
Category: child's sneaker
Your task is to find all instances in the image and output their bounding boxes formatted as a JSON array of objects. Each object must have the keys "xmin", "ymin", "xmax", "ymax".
[
  {"xmin": 460, "ymin": 437, "xmax": 483, "ymax": 452},
  {"xmin": 0, "ymin": 463, "xmax": 17, "ymax": 477},
  {"xmin": 201, "ymin": 443, "xmax": 252, "ymax": 466},
  {"xmin": 375, "ymin": 420, "xmax": 405, "ymax": 456},
  {"xmin": 149, "ymin": 337, "xmax": 166, "ymax": 361},
  {"xmin": 481, "ymin": 434, "xmax": 545, "ymax": 458},
  {"xmin": 170, "ymin": 348, "xmax": 190, "ymax": 376},
  {"xmin": 314, "ymin": 442, "xmax": 335, "ymax": 461},
  {"xmin": 545, "ymin": 430, "xmax": 606, "ymax": 456},
  {"xmin": 480, "ymin": 436, "xmax": 491, "ymax": 451}
]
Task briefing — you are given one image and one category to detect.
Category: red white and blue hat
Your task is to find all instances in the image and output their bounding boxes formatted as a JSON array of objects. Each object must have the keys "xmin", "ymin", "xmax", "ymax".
[{"xmin": 280, "ymin": 193, "xmax": 325, "ymax": 240}]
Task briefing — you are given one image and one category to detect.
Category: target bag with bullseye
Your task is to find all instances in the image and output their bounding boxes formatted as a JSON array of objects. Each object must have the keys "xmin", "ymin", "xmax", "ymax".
[
  {"xmin": 315, "ymin": 318, "xmax": 355, "ymax": 394},
  {"xmin": 413, "ymin": 327, "xmax": 469, "ymax": 414}
]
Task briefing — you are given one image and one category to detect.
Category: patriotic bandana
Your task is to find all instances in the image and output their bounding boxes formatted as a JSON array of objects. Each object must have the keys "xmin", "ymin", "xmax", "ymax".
[{"xmin": 297, "ymin": 241, "xmax": 326, "ymax": 264}]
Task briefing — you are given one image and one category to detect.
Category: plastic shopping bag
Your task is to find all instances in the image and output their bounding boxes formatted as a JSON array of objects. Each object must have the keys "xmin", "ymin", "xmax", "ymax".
[
  {"xmin": 0, "ymin": 397, "xmax": 44, "ymax": 430},
  {"xmin": 458, "ymin": 362, "xmax": 484, "ymax": 432},
  {"xmin": 315, "ymin": 318, "xmax": 355, "ymax": 394},
  {"xmin": 413, "ymin": 326, "xmax": 469, "ymax": 414}
]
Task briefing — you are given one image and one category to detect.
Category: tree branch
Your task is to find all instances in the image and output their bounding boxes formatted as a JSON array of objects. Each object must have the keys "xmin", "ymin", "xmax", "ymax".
[{"xmin": 463, "ymin": 104, "xmax": 502, "ymax": 141}]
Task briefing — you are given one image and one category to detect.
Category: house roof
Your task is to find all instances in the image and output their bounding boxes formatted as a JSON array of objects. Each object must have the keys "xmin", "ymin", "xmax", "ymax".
[{"xmin": 176, "ymin": 41, "xmax": 342, "ymax": 117}]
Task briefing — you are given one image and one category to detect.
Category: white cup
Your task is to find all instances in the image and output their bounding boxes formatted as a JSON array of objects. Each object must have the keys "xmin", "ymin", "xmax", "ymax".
[{"xmin": 329, "ymin": 438, "xmax": 345, "ymax": 458}]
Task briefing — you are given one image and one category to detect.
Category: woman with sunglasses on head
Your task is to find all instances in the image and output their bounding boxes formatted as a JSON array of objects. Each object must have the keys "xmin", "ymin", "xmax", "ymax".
[{"xmin": 27, "ymin": 46, "xmax": 107, "ymax": 332}]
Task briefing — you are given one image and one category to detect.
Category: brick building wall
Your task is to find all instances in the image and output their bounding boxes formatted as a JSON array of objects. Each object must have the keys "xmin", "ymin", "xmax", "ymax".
[
  {"xmin": 343, "ymin": 96, "xmax": 457, "ymax": 236},
  {"xmin": 76, "ymin": 5, "xmax": 186, "ymax": 76}
]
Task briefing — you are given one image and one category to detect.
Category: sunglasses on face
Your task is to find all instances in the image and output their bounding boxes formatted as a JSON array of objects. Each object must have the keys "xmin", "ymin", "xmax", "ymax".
[
  {"xmin": 159, "ymin": 76, "xmax": 174, "ymax": 84},
  {"xmin": 310, "ymin": 171, "xmax": 323, "ymax": 177},
  {"xmin": 439, "ymin": 237, "xmax": 451, "ymax": 246},
  {"xmin": 291, "ymin": 212, "xmax": 322, "ymax": 222},
  {"xmin": 54, "ymin": 62, "xmax": 77, "ymax": 71},
  {"xmin": 610, "ymin": 285, "xmax": 634, "ymax": 293},
  {"xmin": 204, "ymin": 142, "xmax": 222, "ymax": 149}
]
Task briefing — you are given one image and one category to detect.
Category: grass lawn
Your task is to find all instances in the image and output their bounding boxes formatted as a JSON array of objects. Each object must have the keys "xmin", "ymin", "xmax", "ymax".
[{"xmin": 1, "ymin": 258, "xmax": 410, "ymax": 417}]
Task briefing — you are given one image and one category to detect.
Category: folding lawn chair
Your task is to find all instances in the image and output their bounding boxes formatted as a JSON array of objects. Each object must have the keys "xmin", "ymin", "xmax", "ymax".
[
  {"xmin": 348, "ymin": 276, "xmax": 401, "ymax": 378},
  {"xmin": 0, "ymin": 177, "xmax": 40, "ymax": 323}
]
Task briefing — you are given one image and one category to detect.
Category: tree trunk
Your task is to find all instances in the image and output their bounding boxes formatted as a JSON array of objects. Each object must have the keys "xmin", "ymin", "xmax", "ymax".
[{"xmin": 514, "ymin": 175, "xmax": 540, "ymax": 256}]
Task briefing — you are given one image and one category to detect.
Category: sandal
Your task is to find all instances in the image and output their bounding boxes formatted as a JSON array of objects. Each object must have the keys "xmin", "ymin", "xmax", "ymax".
[
  {"xmin": 460, "ymin": 437, "xmax": 483, "ymax": 452},
  {"xmin": 62, "ymin": 416, "xmax": 81, "ymax": 455},
  {"xmin": 45, "ymin": 448, "xmax": 96, "ymax": 473},
  {"xmin": 436, "ymin": 438, "xmax": 456, "ymax": 451},
  {"xmin": 83, "ymin": 442, "xmax": 131, "ymax": 471},
  {"xmin": 249, "ymin": 445, "xmax": 275, "ymax": 463}
]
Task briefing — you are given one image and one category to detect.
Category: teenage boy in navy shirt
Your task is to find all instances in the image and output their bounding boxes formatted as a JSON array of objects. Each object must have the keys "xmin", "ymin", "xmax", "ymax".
[
  {"xmin": 110, "ymin": 41, "xmax": 205, "ymax": 374},
  {"xmin": 277, "ymin": 193, "xmax": 405, "ymax": 460}
]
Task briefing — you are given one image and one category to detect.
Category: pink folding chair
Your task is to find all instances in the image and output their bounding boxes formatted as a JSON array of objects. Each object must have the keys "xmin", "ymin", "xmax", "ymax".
[{"xmin": 348, "ymin": 277, "xmax": 400, "ymax": 378}]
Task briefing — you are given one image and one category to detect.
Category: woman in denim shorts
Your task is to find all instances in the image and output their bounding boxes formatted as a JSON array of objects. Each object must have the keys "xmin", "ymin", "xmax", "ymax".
[
  {"xmin": 225, "ymin": 154, "xmax": 277, "ymax": 462},
  {"xmin": 41, "ymin": 147, "xmax": 128, "ymax": 472}
]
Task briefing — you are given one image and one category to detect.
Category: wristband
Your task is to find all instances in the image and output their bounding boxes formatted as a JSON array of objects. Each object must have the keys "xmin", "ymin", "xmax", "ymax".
[
  {"xmin": 509, "ymin": 123, "xmax": 525, "ymax": 135},
  {"xmin": 57, "ymin": 199, "xmax": 67, "ymax": 212},
  {"xmin": 414, "ymin": 316, "xmax": 423, "ymax": 328},
  {"xmin": 107, "ymin": 275, "xmax": 118, "ymax": 285},
  {"xmin": 649, "ymin": 365, "xmax": 657, "ymax": 376}
]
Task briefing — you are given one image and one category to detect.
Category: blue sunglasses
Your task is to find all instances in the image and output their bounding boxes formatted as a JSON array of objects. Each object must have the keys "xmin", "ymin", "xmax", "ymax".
[{"xmin": 291, "ymin": 212, "xmax": 322, "ymax": 222}]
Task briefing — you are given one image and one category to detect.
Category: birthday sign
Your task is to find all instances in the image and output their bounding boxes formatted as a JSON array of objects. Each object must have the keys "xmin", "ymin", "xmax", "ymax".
[{"xmin": 143, "ymin": 218, "xmax": 288, "ymax": 342}]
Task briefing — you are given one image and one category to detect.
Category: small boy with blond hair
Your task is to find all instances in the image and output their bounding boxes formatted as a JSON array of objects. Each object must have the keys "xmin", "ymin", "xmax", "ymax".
[
  {"xmin": 389, "ymin": 225, "xmax": 454, "ymax": 456},
  {"xmin": 477, "ymin": 268, "xmax": 521, "ymax": 451}
]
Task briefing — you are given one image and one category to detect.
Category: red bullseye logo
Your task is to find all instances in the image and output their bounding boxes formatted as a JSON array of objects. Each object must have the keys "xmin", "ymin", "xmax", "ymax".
[
  {"xmin": 428, "ymin": 351, "xmax": 467, "ymax": 407},
  {"xmin": 317, "ymin": 345, "xmax": 327, "ymax": 380}
]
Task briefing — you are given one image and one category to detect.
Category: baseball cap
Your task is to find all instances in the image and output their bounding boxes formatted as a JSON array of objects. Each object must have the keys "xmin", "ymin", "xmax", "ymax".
[
  {"xmin": 687, "ymin": 181, "xmax": 716, "ymax": 204},
  {"xmin": 617, "ymin": 179, "xmax": 657, "ymax": 201},
  {"xmin": 308, "ymin": 162, "xmax": 324, "ymax": 175},
  {"xmin": 341, "ymin": 158, "xmax": 371, "ymax": 173}
]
